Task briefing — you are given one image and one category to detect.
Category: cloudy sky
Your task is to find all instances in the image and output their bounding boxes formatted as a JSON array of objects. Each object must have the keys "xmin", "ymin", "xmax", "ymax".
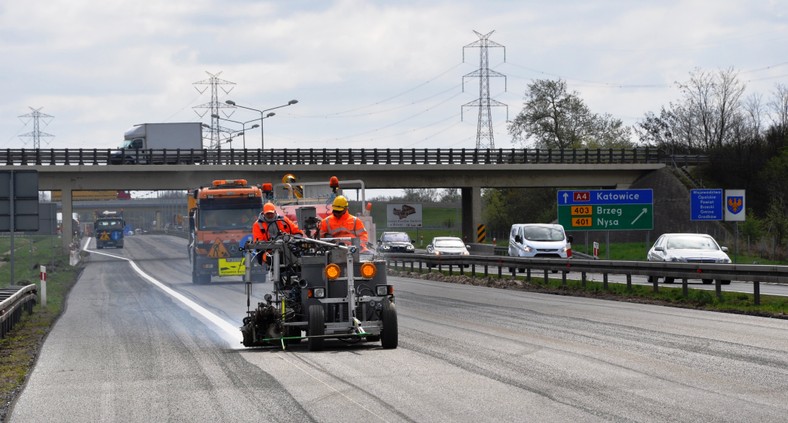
[{"xmin": 1, "ymin": 0, "xmax": 786, "ymax": 152}]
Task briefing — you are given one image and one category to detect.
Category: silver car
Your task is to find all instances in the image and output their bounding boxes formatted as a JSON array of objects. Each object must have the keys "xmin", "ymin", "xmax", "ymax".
[
  {"xmin": 647, "ymin": 233, "xmax": 732, "ymax": 284},
  {"xmin": 426, "ymin": 236, "xmax": 470, "ymax": 267}
]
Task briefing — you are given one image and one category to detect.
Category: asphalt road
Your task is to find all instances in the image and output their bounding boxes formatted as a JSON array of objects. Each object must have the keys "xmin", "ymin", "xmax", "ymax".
[{"xmin": 9, "ymin": 235, "xmax": 788, "ymax": 422}]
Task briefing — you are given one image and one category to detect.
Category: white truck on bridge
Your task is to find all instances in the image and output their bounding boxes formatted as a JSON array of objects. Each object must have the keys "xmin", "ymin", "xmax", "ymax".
[{"xmin": 110, "ymin": 122, "xmax": 203, "ymax": 164}]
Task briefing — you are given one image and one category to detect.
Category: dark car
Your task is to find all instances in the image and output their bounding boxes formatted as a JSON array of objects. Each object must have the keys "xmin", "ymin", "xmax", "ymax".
[{"xmin": 377, "ymin": 231, "xmax": 415, "ymax": 253}]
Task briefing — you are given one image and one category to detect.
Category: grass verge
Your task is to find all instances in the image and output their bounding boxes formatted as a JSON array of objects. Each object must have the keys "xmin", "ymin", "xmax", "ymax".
[
  {"xmin": 0, "ymin": 236, "xmax": 82, "ymax": 421},
  {"xmin": 389, "ymin": 267, "xmax": 788, "ymax": 319}
]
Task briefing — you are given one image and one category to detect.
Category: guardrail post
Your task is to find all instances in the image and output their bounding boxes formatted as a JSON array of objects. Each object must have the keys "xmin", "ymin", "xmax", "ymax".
[
  {"xmin": 561, "ymin": 271, "xmax": 567, "ymax": 287},
  {"xmin": 754, "ymin": 281, "xmax": 760, "ymax": 305},
  {"xmin": 652, "ymin": 277, "xmax": 658, "ymax": 293},
  {"xmin": 682, "ymin": 278, "xmax": 688, "ymax": 298},
  {"xmin": 715, "ymin": 279, "xmax": 722, "ymax": 300},
  {"xmin": 626, "ymin": 274, "xmax": 632, "ymax": 292},
  {"xmin": 543, "ymin": 269, "xmax": 548, "ymax": 284},
  {"xmin": 581, "ymin": 272, "xmax": 587, "ymax": 287},
  {"xmin": 603, "ymin": 273, "xmax": 608, "ymax": 290}
]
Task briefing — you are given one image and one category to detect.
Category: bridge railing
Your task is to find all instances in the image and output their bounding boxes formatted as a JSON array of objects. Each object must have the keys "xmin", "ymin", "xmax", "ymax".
[{"xmin": 0, "ymin": 147, "xmax": 705, "ymax": 167}]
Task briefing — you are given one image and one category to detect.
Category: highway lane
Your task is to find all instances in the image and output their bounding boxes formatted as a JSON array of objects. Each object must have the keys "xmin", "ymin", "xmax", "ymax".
[{"xmin": 10, "ymin": 235, "xmax": 788, "ymax": 422}]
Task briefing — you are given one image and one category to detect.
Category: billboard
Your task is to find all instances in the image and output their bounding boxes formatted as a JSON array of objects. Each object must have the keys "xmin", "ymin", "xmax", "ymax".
[{"xmin": 386, "ymin": 203, "xmax": 422, "ymax": 228}]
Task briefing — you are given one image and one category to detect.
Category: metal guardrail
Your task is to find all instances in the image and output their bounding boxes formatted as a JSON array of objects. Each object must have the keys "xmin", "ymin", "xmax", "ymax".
[
  {"xmin": 0, "ymin": 147, "xmax": 707, "ymax": 167},
  {"xmin": 0, "ymin": 284, "xmax": 37, "ymax": 339},
  {"xmin": 383, "ymin": 253, "xmax": 788, "ymax": 306}
]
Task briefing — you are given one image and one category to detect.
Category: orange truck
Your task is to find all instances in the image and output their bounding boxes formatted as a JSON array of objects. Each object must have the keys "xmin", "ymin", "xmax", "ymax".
[{"xmin": 188, "ymin": 179, "xmax": 265, "ymax": 284}]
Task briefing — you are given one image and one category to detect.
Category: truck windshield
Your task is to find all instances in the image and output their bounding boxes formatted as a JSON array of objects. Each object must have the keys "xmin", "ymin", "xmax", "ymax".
[
  {"xmin": 96, "ymin": 219, "xmax": 123, "ymax": 229},
  {"xmin": 199, "ymin": 208, "xmax": 258, "ymax": 231}
]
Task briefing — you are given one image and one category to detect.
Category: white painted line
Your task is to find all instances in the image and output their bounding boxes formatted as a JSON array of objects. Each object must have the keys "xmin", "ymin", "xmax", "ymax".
[{"xmin": 87, "ymin": 242, "xmax": 243, "ymax": 347}]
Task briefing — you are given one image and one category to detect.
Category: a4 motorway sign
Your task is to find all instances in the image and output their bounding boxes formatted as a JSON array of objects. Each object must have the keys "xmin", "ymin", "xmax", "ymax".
[{"xmin": 557, "ymin": 189, "xmax": 653, "ymax": 231}]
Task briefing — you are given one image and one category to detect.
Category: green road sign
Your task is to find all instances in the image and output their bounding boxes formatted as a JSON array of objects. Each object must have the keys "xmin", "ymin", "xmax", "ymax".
[{"xmin": 557, "ymin": 203, "xmax": 653, "ymax": 231}]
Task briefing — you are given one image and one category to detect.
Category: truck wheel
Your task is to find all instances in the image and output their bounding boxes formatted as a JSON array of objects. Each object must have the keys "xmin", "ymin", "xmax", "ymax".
[
  {"xmin": 380, "ymin": 299, "xmax": 398, "ymax": 349},
  {"xmin": 192, "ymin": 260, "xmax": 210, "ymax": 284},
  {"xmin": 308, "ymin": 305, "xmax": 325, "ymax": 351}
]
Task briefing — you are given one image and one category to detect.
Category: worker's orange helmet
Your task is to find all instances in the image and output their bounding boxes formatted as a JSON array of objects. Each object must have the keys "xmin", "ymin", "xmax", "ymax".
[
  {"xmin": 332, "ymin": 195, "xmax": 349, "ymax": 211},
  {"xmin": 263, "ymin": 203, "xmax": 276, "ymax": 215}
]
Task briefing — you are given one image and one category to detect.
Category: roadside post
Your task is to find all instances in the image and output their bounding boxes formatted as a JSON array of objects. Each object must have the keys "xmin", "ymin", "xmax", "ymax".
[{"xmin": 39, "ymin": 265, "xmax": 47, "ymax": 307}]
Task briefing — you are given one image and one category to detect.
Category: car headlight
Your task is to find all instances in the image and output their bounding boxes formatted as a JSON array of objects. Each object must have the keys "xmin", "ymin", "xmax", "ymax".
[
  {"xmin": 406, "ymin": 245, "xmax": 414, "ymax": 251},
  {"xmin": 381, "ymin": 245, "xmax": 390, "ymax": 250},
  {"xmin": 669, "ymin": 257, "xmax": 687, "ymax": 262},
  {"xmin": 310, "ymin": 287, "xmax": 326, "ymax": 298}
]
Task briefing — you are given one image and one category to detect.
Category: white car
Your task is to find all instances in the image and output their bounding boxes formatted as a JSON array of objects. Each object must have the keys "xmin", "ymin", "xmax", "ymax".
[
  {"xmin": 508, "ymin": 223, "xmax": 572, "ymax": 259},
  {"xmin": 426, "ymin": 236, "xmax": 470, "ymax": 267},
  {"xmin": 647, "ymin": 233, "xmax": 732, "ymax": 284}
]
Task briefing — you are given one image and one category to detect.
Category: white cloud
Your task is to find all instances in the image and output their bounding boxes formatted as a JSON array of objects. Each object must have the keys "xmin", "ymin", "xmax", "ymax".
[{"xmin": 1, "ymin": 0, "xmax": 786, "ymax": 150}]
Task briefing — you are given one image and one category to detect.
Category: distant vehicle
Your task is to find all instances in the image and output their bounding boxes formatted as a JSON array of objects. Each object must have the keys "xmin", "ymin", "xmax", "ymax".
[
  {"xmin": 426, "ymin": 236, "xmax": 470, "ymax": 267},
  {"xmin": 377, "ymin": 231, "xmax": 415, "ymax": 253},
  {"xmin": 110, "ymin": 122, "xmax": 203, "ymax": 164},
  {"xmin": 94, "ymin": 210, "xmax": 124, "ymax": 249},
  {"xmin": 508, "ymin": 223, "xmax": 572, "ymax": 259},
  {"xmin": 647, "ymin": 233, "xmax": 732, "ymax": 285}
]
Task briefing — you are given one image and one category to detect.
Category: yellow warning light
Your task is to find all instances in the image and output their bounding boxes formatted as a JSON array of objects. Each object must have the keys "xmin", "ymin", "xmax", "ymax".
[
  {"xmin": 359, "ymin": 262, "xmax": 377, "ymax": 279},
  {"xmin": 324, "ymin": 263, "xmax": 341, "ymax": 280}
]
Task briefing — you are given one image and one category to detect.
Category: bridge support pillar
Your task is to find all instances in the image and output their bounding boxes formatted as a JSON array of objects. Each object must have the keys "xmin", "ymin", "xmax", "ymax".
[
  {"xmin": 61, "ymin": 189, "xmax": 74, "ymax": 251},
  {"xmin": 461, "ymin": 186, "xmax": 482, "ymax": 243}
]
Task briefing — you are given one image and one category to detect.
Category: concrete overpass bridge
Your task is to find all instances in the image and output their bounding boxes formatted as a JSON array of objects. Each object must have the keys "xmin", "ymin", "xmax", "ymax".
[{"xmin": 1, "ymin": 147, "xmax": 699, "ymax": 249}]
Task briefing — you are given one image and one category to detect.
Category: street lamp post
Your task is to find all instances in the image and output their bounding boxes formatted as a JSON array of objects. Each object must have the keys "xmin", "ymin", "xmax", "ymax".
[
  {"xmin": 211, "ymin": 115, "xmax": 261, "ymax": 149},
  {"xmin": 225, "ymin": 99, "xmax": 298, "ymax": 149}
]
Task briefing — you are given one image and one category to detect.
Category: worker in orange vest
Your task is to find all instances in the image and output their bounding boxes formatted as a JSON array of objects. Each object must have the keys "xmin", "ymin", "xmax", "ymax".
[
  {"xmin": 319, "ymin": 195, "xmax": 369, "ymax": 251},
  {"xmin": 252, "ymin": 202, "xmax": 304, "ymax": 264}
]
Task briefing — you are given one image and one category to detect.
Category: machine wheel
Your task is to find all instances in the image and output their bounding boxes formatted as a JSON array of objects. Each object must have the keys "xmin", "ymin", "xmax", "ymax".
[
  {"xmin": 380, "ymin": 299, "xmax": 398, "ymax": 349},
  {"xmin": 307, "ymin": 305, "xmax": 325, "ymax": 351},
  {"xmin": 663, "ymin": 277, "xmax": 674, "ymax": 284},
  {"xmin": 702, "ymin": 279, "xmax": 713, "ymax": 284}
]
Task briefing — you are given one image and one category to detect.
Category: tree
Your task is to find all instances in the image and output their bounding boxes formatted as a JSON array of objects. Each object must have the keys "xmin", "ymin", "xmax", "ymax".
[
  {"xmin": 508, "ymin": 79, "xmax": 632, "ymax": 149},
  {"xmin": 638, "ymin": 67, "xmax": 747, "ymax": 151},
  {"xmin": 401, "ymin": 188, "xmax": 438, "ymax": 203},
  {"xmin": 437, "ymin": 188, "xmax": 461, "ymax": 204}
]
